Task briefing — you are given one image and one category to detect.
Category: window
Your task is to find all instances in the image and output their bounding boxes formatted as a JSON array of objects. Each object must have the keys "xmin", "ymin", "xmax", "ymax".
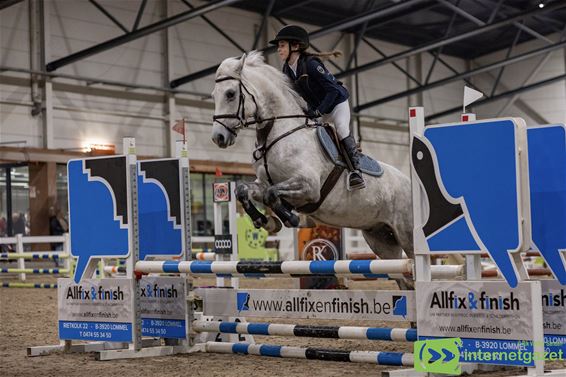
[{"xmin": 56, "ymin": 164, "xmax": 68, "ymax": 219}]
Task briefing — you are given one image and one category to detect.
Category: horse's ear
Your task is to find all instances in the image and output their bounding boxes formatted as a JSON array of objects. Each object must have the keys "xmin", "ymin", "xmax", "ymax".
[{"xmin": 235, "ymin": 53, "xmax": 247, "ymax": 76}]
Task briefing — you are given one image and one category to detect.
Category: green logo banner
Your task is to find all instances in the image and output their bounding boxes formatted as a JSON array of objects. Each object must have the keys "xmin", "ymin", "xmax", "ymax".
[{"xmin": 415, "ymin": 338, "xmax": 462, "ymax": 375}]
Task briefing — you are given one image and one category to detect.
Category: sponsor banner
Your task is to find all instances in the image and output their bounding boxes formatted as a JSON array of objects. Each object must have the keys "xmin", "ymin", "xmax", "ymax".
[
  {"xmin": 417, "ymin": 281, "xmax": 536, "ymax": 341},
  {"xmin": 542, "ymin": 280, "xmax": 566, "ymax": 354},
  {"xmin": 140, "ymin": 276, "xmax": 186, "ymax": 339},
  {"xmin": 142, "ymin": 319, "xmax": 185, "ymax": 338},
  {"xmin": 545, "ymin": 334, "xmax": 566, "ymax": 355},
  {"xmin": 237, "ymin": 215, "xmax": 278, "ymax": 261},
  {"xmin": 213, "ymin": 182, "xmax": 230, "ymax": 203},
  {"xmin": 415, "ymin": 338, "xmax": 462, "ymax": 374},
  {"xmin": 58, "ymin": 278, "xmax": 133, "ymax": 342},
  {"xmin": 58, "ymin": 320, "xmax": 132, "ymax": 342},
  {"xmin": 417, "ymin": 281, "xmax": 541, "ymax": 367},
  {"xmin": 542, "ymin": 280, "xmax": 566, "ymax": 336},
  {"xmin": 197, "ymin": 288, "xmax": 415, "ymax": 321},
  {"xmin": 214, "ymin": 234, "xmax": 233, "ymax": 255},
  {"xmin": 298, "ymin": 225, "xmax": 343, "ymax": 289},
  {"xmin": 59, "ymin": 277, "xmax": 187, "ymax": 341},
  {"xmin": 418, "ymin": 336, "xmax": 537, "ymax": 367}
]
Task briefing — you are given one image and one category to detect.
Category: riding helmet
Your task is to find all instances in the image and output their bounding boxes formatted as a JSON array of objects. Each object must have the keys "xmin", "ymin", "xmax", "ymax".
[{"xmin": 269, "ymin": 25, "xmax": 309, "ymax": 49}]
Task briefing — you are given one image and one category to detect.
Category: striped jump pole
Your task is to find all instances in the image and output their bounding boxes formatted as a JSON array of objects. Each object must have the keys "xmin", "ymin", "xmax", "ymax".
[
  {"xmin": 193, "ymin": 321, "xmax": 417, "ymax": 342},
  {"xmin": 136, "ymin": 260, "xmax": 414, "ymax": 277},
  {"xmin": 136, "ymin": 260, "xmax": 463, "ymax": 279},
  {"xmin": 0, "ymin": 252, "xmax": 69, "ymax": 260},
  {"xmin": 0, "ymin": 268, "xmax": 69, "ymax": 274},
  {"xmin": 1, "ymin": 282, "xmax": 58, "ymax": 288},
  {"xmin": 204, "ymin": 342, "xmax": 414, "ymax": 366}
]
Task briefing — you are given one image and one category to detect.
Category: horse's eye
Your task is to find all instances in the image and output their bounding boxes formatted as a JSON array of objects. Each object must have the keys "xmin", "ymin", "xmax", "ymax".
[{"xmin": 226, "ymin": 90, "xmax": 236, "ymax": 100}]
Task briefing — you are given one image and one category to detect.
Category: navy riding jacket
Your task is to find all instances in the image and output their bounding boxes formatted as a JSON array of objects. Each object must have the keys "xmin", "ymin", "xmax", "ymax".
[{"xmin": 283, "ymin": 54, "xmax": 349, "ymax": 115}]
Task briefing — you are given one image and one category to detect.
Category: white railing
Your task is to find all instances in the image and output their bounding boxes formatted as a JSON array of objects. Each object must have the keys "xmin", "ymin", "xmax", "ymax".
[{"xmin": 0, "ymin": 234, "xmax": 71, "ymax": 281}]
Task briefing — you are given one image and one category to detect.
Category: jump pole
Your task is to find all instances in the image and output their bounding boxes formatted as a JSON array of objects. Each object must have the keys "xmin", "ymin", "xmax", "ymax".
[
  {"xmin": 193, "ymin": 321, "xmax": 417, "ymax": 342},
  {"xmin": 201, "ymin": 342, "xmax": 415, "ymax": 367}
]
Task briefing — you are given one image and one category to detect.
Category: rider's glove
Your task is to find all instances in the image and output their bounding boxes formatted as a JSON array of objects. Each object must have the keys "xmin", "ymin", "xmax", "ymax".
[{"xmin": 306, "ymin": 108, "xmax": 322, "ymax": 119}]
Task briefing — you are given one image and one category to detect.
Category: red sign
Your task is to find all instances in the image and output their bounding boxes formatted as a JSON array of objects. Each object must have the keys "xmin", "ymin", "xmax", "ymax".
[{"xmin": 213, "ymin": 182, "xmax": 230, "ymax": 203}]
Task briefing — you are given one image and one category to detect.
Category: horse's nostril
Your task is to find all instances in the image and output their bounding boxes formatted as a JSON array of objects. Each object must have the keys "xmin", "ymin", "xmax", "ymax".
[{"xmin": 217, "ymin": 134, "xmax": 225, "ymax": 145}]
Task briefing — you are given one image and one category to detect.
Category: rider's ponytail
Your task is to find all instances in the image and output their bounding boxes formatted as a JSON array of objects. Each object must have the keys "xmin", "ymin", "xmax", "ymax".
[{"xmin": 303, "ymin": 49, "xmax": 343, "ymax": 60}]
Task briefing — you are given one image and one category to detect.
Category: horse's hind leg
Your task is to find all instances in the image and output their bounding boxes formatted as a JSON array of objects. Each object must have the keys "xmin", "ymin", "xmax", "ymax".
[{"xmin": 362, "ymin": 225, "xmax": 414, "ymax": 291}]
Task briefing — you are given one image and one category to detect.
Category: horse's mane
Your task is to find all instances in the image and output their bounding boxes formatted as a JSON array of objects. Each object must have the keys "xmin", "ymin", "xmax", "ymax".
[{"xmin": 216, "ymin": 51, "xmax": 306, "ymax": 109}]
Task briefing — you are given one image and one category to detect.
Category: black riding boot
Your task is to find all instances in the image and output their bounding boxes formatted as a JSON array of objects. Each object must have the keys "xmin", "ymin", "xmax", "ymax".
[{"xmin": 340, "ymin": 135, "xmax": 366, "ymax": 190}]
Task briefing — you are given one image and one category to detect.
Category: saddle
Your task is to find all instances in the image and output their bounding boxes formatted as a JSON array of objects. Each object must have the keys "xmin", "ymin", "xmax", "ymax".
[
  {"xmin": 316, "ymin": 125, "xmax": 384, "ymax": 177},
  {"xmin": 296, "ymin": 124, "xmax": 383, "ymax": 214}
]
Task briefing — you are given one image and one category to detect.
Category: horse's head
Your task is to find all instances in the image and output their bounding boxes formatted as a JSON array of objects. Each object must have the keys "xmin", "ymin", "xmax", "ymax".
[{"xmin": 211, "ymin": 53, "xmax": 257, "ymax": 148}]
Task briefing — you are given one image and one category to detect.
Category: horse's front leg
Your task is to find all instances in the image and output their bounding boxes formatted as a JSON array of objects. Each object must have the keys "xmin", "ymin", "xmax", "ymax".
[
  {"xmin": 263, "ymin": 176, "xmax": 320, "ymax": 228},
  {"xmin": 235, "ymin": 181, "xmax": 282, "ymax": 232}
]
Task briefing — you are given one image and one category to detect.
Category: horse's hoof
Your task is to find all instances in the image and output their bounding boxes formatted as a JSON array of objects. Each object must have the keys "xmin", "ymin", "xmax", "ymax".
[
  {"xmin": 235, "ymin": 184, "xmax": 248, "ymax": 201},
  {"xmin": 252, "ymin": 218, "xmax": 264, "ymax": 229},
  {"xmin": 288, "ymin": 215, "xmax": 300, "ymax": 228},
  {"xmin": 264, "ymin": 216, "xmax": 282, "ymax": 233}
]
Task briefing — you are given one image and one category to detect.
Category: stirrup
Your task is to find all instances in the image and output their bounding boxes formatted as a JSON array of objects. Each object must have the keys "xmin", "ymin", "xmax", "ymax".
[{"xmin": 346, "ymin": 171, "xmax": 366, "ymax": 191}]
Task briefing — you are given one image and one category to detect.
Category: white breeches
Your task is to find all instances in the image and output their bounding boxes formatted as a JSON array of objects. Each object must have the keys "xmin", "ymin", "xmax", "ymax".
[{"xmin": 321, "ymin": 100, "xmax": 351, "ymax": 140}]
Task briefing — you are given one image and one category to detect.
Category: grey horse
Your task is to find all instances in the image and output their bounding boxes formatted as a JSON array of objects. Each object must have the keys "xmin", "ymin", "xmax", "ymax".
[{"xmin": 211, "ymin": 51, "xmax": 414, "ymax": 275}]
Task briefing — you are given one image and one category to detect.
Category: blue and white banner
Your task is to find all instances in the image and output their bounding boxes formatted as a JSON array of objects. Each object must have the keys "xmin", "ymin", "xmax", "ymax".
[
  {"xmin": 58, "ymin": 278, "xmax": 133, "ymax": 342},
  {"xmin": 527, "ymin": 124, "xmax": 566, "ymax": 285},
  {"xmin": 58, "ymin": 277, "xmax": 187, "ymax": 342},
  {"xmin": 138, "ymin": 159, "xmax": 184, "ymax": 260},
  {"xmin": 68, "ymin": 157, "xmax": 130, "ymax": 284},
  {"xmin": 542, "ymin": 280, "xmax": 566, "ymax": 355},
  {"xmin": 140, "ymin": 276, "xmax": 186, "ymax": 339},
  {"xmin": 197, "ymin": 288, "xmax": 415, "ymax": 322},
  {"xmin": 411, "ymin": 118, "xmax": 531, "ymax": 288},
  {"xmin": 417, "ymin": 281, "xmax": 542, "ymax": 367}
]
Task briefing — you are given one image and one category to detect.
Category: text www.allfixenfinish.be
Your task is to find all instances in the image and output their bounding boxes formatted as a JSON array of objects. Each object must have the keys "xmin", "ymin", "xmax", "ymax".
[
  {"xmin": 250, "ymin": 297, "xmax": 380, "ymax": 314},
  {"xmin": 438, "ymin": 324, "xmax": 512, "ymax": 335}
]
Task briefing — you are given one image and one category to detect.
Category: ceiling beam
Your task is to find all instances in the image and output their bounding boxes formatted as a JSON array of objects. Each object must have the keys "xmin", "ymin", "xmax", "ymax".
[
  {"xmin": 0, "ymin": 0, "xmax": 23, "ymax": 11},
  {"xmin": 354, "ymin": 38, "xmax": 566, "ymax": 112},
  {"xmin": 335, "ymin": 1, "xmax": 566, "ymax": 80},
  {"xmin": 169, "ymin": 0, "xmax": 430, "ymax": 87},
  {"xmin": 46, "ymin": 0, "xmax": 244, "ymax": 72}
]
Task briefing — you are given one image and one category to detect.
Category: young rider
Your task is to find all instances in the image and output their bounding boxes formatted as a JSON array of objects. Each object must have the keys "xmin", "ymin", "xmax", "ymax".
[{"xmin": 269, "ymin": 25, "xmax": 366, "ymax": 190}]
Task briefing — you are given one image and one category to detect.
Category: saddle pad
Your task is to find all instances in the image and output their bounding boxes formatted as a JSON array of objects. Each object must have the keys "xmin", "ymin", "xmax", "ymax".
[{"xmin": 317, "ymin": 126, "xmax": 384, "ymax": 177}]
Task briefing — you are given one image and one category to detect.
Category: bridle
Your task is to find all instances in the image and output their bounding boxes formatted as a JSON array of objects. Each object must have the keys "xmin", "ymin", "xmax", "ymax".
[
  {"xmin": 212, "ymin": 73, "xmax": 319, "ymax": 185},
  {"xmin": 212, "ymin": 75, "xmax": 310, "ymax": 136},
  {"xmin": 212, "ymin": 75, "xmax": 258, "ymax": 136}
]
